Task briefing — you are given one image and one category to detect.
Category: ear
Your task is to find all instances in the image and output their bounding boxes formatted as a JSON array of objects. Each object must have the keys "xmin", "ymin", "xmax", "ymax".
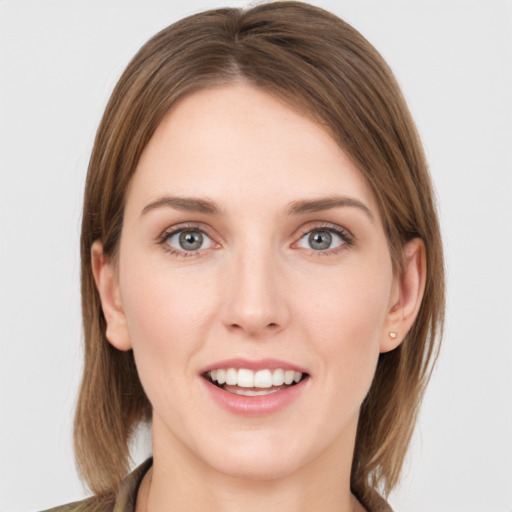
[
  {"xmin": 380, "ymin": 238, "xmax": 427, "ymax": 353},
  {"xmin": 91, "ymin": 240, "xmax": 132, "ymax": 351}
]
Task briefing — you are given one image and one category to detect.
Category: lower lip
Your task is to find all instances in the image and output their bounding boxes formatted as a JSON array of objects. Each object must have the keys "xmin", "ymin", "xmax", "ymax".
[{"xmin": 202, "ymin": 377, "xmax": 309, "ymax": 416}]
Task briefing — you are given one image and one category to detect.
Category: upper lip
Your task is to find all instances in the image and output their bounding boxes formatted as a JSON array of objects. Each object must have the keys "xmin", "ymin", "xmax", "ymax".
[{"xmin": 200, "ymin": 358, "xmax": 308, "ymax": 374}]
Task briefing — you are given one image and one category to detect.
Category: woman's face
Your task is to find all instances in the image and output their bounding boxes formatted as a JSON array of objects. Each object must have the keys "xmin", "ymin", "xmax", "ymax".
[{"xmin": 99, "ymin": 83, "xmax": 404, "ymax": 480}]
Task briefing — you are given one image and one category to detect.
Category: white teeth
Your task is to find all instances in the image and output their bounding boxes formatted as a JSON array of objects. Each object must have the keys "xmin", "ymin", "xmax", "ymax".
[
  {"xmin": 284, "ymin": 370, "xmax": 295, "ymax": 385},
  {"xmin": 272, "ymin": 368, "xmax": 285, "ymax": 386},
  {"xmin": 230, "ymin": 388, "xmax": 281, "ymax": 396},
  {"xmin": 254, "ymin": 369, "xmax": 272, "ymax": 388},
  {"xmin": 237, "ymin": 369, "xmax": 254, "ymax": 388},
  {"xmin": 226, "ymin": 368, "xmax": 237, "ymax": 385},
  {"xmin": 208, "ymin": 368, "xmax": 304, "ymax": 388},
  {"xmin": 216, "ymin": 369, "xmax": 226, "ymax": 384}
]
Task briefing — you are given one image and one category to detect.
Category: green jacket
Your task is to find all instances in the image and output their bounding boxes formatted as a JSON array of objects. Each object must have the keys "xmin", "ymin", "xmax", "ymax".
[
  {"xmin": 42, "ymin": 459, "xmax": 152, "ymax": 512},
  {"xmin": 42, "ymin": 457, "xmax": 392, "ymax": 512}
]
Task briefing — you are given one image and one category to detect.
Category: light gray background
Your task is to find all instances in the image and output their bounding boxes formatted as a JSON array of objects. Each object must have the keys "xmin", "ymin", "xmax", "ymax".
[{"xmin": 1, "ymin": 1, "xmax": 511, "ymax": 511}]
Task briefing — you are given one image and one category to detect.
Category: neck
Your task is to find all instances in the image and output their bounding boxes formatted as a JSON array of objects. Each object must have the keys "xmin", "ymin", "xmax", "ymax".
[{"xmin": 138, "ymin": 416, "xmax": 365, "ymax": 512}]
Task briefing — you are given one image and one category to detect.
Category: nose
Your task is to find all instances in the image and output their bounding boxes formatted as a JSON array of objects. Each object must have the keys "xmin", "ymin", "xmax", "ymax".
[{"xmin": 220, "ymin": 242, "xmax": 290, "ymax": 338}]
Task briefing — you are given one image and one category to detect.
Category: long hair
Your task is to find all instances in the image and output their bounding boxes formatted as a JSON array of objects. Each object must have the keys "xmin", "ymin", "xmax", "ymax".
[{"xmin": 75, "ymin": 3, "xmax": 444, "ymax": 509}]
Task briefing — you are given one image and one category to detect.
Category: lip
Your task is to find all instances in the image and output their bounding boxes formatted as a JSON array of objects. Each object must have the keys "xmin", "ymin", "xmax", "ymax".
[
  {"xmin": 200, "ymin": 358, "xmax": 310, "ymax": 416},
  {"xmin": 202, "ymin": 376, "xmax": 309, "ymax": 416},
  {"xmin": 200, "ymin": 358, "xmax": 308, "ymax": 374}
]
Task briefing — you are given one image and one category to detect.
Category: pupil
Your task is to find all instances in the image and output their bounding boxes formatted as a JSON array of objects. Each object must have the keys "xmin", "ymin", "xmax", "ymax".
[
  {"xmin": 309, "ymin": 231, "xmax": 331, "ymax": 250},
  {"xmin": 179, "ymin": 231, "xmax": 203, "ymax": 250}
]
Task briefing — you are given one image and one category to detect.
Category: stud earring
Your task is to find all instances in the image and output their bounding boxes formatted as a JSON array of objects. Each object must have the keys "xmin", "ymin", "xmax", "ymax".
[{"xmin": 388, "ymin": 331, "xmax": 398, "ymax": 339}]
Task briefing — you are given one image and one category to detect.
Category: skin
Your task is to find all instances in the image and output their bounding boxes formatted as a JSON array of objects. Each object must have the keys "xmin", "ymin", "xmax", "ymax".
[{"xmin": 92, "ymin": 83, "xmax": 425, "ymax": 512}]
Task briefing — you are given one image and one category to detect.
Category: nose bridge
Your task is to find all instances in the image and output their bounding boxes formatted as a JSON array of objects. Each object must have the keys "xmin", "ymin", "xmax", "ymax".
[{"xmin": 221, "ymin": 233, "xmax": 288, "ymax": 336}]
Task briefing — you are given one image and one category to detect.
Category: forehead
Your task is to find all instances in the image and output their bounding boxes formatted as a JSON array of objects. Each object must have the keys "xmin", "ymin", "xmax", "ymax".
[{"xmin": 126, "ymin": 83, "xmax": 379, "ymax": 216}]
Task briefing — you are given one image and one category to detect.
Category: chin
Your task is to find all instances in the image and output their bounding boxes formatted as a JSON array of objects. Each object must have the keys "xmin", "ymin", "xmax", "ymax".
[
  {"xmin": 192, "ymin": 429, "xmax": 315, "ymax": 482},
  {"xmin": 208, "ymin": 451, "xmax": 304, "ymax": 481}
]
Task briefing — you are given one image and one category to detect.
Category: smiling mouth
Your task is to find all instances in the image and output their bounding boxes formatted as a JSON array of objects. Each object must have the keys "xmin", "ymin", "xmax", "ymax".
[{"xmin": 203, "ymin": 368, "xmax": 308, "ymax": 396}]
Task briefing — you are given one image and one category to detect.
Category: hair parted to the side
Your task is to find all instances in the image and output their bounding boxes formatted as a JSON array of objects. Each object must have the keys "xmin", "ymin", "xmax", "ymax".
[{"xmin": 76, "ymin": 2, "xmax": 444, "ymax": 509}]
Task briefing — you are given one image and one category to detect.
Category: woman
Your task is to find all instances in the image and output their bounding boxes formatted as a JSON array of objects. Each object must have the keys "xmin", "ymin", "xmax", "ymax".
[{"xmin": 49, "ymin": 2, "xmax": 444, "ymax": 511}]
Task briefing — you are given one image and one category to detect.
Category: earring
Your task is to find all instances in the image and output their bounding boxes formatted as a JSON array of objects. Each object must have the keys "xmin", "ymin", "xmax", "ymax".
[{"xmin": 388, "ymin": 331, "xmax": 398, "ymax": 339}]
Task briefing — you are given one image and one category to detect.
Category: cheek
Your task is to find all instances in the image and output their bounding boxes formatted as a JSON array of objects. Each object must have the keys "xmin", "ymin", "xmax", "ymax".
[
  {"xmin": 301, "ymin": 258, "xmax": 391, "ymax": 338},
  {"xmin": 297, "ymin": 259, "xmax": 393, "ymax": 391},
  {"xmin": 118, "ymin": 255, "xmax": 218, "ymax": 384},
  {"xmin": 120, "ymin": 233, "xmax": 217, "ymax": 334},
  {"xmin": 118, "ymin": 265, "xmax": 217, "ymax": 424}
]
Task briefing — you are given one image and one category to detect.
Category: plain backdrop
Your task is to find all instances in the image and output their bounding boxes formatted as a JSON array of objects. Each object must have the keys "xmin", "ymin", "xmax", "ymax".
[{"xmin": 1, "ymin": 1, "xmax": 511, "ymax": 511}]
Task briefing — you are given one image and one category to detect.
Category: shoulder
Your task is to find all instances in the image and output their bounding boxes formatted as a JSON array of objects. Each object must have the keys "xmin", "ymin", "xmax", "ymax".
[
  {"xmin": 40, "ymin": 495, "xmax": 115, "ymax": 512},
  {"xmin": 40, "ymin": 458, "xmax": 152, "ymax": 512}
]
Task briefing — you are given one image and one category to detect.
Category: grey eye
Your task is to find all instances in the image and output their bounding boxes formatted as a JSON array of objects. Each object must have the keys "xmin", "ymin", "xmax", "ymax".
[
  {"xmin": 297, "ymin": 229, "xmax": 344, "ymax": 251},
  {"xmin": 167, "ymin": 230, "xmax": 213, "ymax": 252},
  {"xmin": 179, "ymin": 231, "xmax": 203, "ymax": 250},
  {"xmin": 309, "ymin": 231, "xmax": 332, "ymax": 250}
]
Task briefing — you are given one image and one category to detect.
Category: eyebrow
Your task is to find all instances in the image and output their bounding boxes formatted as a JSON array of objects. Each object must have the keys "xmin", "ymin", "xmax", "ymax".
[
  {"xmin": 140, "ymin": 194, "xmax": 373, "ymax": 221},
  {"xmin": 286, "ymin": 195, "xmax": 374, "ymax": 221},
  {"xmin": 141, "ymin": 196, "xmax": 222, "ymax": 216}
]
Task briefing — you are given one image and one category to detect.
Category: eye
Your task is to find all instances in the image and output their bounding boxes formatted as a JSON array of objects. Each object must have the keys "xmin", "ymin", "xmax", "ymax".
[
  {"xmin": 296, "ymin": 228, "xmax": 347, "ymax": 251},
  {"xmin": 165, "ymin": 229, "xmax": 215, "ymax": 252}
]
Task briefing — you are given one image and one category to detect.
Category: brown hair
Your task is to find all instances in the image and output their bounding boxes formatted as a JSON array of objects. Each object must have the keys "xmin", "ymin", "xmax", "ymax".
[{"xmin": 75, "ymin": 2, "xmax": 444, "ymax": 509}]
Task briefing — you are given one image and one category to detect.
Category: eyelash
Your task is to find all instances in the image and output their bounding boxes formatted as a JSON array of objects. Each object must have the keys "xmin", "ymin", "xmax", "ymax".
[
  {"xmin": 156, "ymin": 223, "xmax": 215, "ymax": 258},
  {"xmin": 156, "ymin": 222, "xmax": 354, "ymax": 258},
  {"xmin": 295, "ymin": 223, "xmax": 354, "ymax": 256}
]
